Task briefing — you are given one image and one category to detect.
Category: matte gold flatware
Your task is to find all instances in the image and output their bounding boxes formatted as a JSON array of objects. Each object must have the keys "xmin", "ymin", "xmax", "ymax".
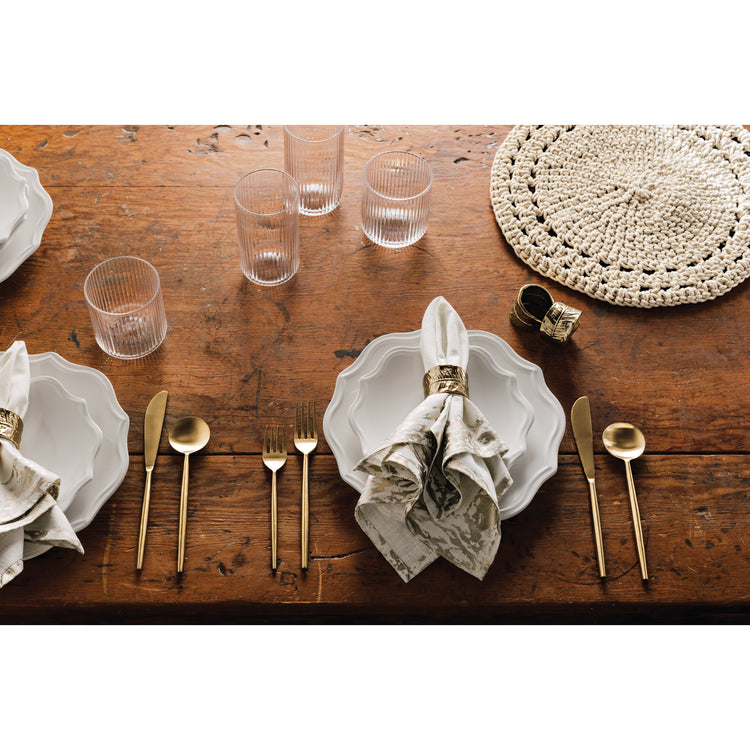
[
  {"xmin": 136, "ymin": 390, "xmax": 168, "ymax": 570},
  {"xmin": 571, "ymin": 396, "xmax": 606, "ymax": 578},
  {"xmin": 603, "ymin": 422, "xmax": 648, "ymax": 581},
  {"xmin": 262, "ymin": 426, "xmax": 287, "ymax": 573},
  {"xmin": 169, "ymin": 416, "xmax": 211, "ymax": 574},
  {"xmin": 294, "ymin": 401, "xmax": 318, "ymax": 572}
]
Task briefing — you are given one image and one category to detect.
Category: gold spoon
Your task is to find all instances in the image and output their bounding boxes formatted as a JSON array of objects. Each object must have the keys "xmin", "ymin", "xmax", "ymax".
[
  {"xmin": 602, "ymin": 422, "xmax": 648, "ymax": 580},
  {"xmin": 169, "ymin": 416, "xmax": 211, "ymax": 574}
]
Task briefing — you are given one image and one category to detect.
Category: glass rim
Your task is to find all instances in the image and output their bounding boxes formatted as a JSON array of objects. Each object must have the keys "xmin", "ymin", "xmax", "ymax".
[
  {"xmin": 363, "ymin": 151, "xmax": 433, "ymax": 202},
  {"xmin": 234, "ymin": 168, "xmax": 300, "ymax": 217},
  {"xmin": 84, "ymin": 255, "xmax": 162, "ymax": 317},
  {"xmin": 283, "ymin": 125, "xmax": 345, "ymax": 144}
]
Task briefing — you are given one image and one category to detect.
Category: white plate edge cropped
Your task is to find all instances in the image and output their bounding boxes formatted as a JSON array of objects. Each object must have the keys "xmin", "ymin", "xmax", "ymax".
[{"xmin": 0, "ymin": 149, "xmax": 53, "ymax": 283}]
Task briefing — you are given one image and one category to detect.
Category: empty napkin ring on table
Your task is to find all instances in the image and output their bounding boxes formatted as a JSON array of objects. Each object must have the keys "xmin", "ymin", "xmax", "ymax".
[
  {"xmin": 509, "ymin": 283, "xmax": 581, "ymax": 342},
  {"xmin": 423, "ymin": 365, "xmax": 469, "ymax": 398},
  {"xmin": 0, "ymin": 407, "xmax": 23, "ymax": 449},
  {"xmin": 540, "ymin": 301, "xmax": 582, "ymax": 342},
  {"xmin": 509, "ymin": 284, "xmax": 554, "ymax": 329}
]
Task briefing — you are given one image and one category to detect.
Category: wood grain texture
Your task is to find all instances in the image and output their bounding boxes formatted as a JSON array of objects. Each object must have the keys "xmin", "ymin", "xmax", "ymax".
[{"xmin": 0, "ymin": 125, "xmax": 748, "ymax": 622}]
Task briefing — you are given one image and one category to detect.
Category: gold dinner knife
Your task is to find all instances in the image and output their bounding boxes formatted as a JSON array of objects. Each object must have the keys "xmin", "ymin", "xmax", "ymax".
[
  {"xmin": 136, "ymin": 390, "xmax": 169, "ymax": 570},
  {"xmin": 571, "ymin": 396, "xmax": 606, "ymax": 578}
]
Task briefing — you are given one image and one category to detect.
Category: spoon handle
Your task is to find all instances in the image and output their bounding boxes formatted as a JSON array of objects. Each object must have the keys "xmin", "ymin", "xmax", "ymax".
[
  {"xmin": 177, "ymin": 453, "xmax": 190, "ymax": 574},
  {"xmin": 625, "ymin": 460, "xmax": 648, "ymax": 580},
  {"xmin": 587, "ymin": 478, "xmax": 606, "ymax": 578}
]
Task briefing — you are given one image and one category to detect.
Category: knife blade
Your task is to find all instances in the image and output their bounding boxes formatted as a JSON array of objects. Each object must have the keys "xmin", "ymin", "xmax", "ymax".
[
  {"xmin": 136, "ymin": 390, "xmax": 168, "ymax": 569},
  {"xmin": 571, "ymin": 396, "xmax": 606, "ymax": 577}
]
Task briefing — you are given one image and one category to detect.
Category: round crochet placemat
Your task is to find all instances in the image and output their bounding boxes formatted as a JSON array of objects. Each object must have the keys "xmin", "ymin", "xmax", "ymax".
[{"xmin": 490, "ymin": 125, "xmax": 750, "ymax": 307}]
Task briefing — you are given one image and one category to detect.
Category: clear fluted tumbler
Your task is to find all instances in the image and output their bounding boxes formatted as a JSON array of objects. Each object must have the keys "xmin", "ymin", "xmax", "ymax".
[
  {"xmin": 84, "ymin": 256, "xmax": 168, "ymax": 359},
  {"xmin": 361, "ymin": 151, "xmax": 433, "ymax": 249},
  {"xmin": 283, "ymin": 125, "xmax": 344, "ymax": 216},
  {"xmin": 235, "ymin": 169, "xmax": 300, "ymax": 286}
]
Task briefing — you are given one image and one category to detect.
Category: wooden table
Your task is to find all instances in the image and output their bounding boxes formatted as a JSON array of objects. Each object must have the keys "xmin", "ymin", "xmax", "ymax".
[{"xmin": 1, "ymin": 124, "xmax": 748, "ymax": 623}]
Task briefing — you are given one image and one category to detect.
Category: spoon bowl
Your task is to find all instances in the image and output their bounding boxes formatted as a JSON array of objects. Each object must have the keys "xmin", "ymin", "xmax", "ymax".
[
  {"xmin": 169, "ymin": 416, "xmax": 211, "ymax": 455},
  {"xmin": 169, "ymin": 416, "xmax": 210, "ymax": 573},
  {"xmin": 602, "ymin": 421, "xmax": 648, "ymax": 581},
  {"xmin": 602, "ymin": 422, "xmax": 646, "ymax": 461}
]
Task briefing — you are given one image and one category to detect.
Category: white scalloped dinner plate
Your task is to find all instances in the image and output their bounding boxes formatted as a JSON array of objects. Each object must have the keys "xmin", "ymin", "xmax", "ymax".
[
  {"xmin": 324, "ymin": 329, "xmax": 566, "ymax": 520},
  {"xmin": 0, "ymin": 149, "xmax": 53, "ymax": 284},
  {"xmin": 23, "ymin": 352, "xmax": 130, "ymax": 560}
]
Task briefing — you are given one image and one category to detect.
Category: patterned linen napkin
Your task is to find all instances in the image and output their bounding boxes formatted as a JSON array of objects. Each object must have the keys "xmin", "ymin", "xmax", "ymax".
[
  {"xmin": 0, "ymin": 342, "xmax": 83, "ymax": 587},
  {"xmin": 354, "ymin": 297, "xmax": 512, "ymax": 582}
]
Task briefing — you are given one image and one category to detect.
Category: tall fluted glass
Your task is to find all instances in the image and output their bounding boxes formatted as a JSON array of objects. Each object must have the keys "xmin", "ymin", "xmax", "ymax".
[
  {"xmin": 361, "ymin": 151, "xmax": 433, "ymax": 249},
  {"xmin": 84, "ymin": 256, "xmax": 168, "ymax": 359},
  {"xmin": 234, "ymin": 169, "xmax": 300, "ymax": 286},
  {"xmin": 283, "ymin": 125, "xmax": 344, "ymax": 216}
]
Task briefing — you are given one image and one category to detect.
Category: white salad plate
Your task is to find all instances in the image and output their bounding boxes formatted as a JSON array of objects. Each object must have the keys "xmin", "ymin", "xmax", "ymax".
[
  {"xmin": 0, "ymin": 149, "xmax": 53, "ymax": 284},
  {"xmin": 23, "ymin": 352, "xmax": 130, "ymax": 560},
  {"xmin": 0, "ymin": 156, "xmax": 28, "ymax": 245},
  {"xmin": 324, "ymin": 329, "xmax": 566, "ymax": 520},
  {"xmin": 348, "ymin": 333, "xmax": 534, "ymax": 469},
  {"xmin": 23, "ymin": 375, "xmax": 103, "ymax": 514}
]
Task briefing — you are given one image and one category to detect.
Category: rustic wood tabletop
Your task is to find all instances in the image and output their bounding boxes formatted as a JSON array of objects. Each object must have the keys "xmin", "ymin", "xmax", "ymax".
[{"xmin": 1, "ymin": 124, "xmax": 748, "ymax": 623}]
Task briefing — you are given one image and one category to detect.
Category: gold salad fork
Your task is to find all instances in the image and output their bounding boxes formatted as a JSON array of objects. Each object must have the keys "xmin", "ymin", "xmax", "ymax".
[
  {"xmin": 262, "ymin": 426, "xmax": 287, "ymax": 572},
  {"xmin": 294, "ymin": 401, "xmax": 318, "ymax": 571}
]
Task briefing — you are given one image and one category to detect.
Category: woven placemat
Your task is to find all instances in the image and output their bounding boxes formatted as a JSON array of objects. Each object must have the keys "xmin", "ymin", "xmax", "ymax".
[{"xmin": 490, "ymin": 125, "xmax": 750, "ymax": 307}]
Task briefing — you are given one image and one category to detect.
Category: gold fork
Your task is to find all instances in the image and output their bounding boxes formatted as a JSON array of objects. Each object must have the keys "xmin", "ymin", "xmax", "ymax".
[
  {"xmin": 294, "ymin": 401, "xmax": 318, "ymax": 571},
  {"xmin": 262, "ymin": 425, "xmax": 287, "ymax": 572}
]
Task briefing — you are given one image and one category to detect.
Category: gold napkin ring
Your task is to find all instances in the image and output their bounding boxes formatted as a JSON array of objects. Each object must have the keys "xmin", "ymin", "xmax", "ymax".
[
  {"xmin": 0, "ymin": 407, "xmax": 23, "ymax": 449},
  {"xmin": 423, "ymin": 365, "xmax": 469, "ymax": 398},
  {"xmin": 540, "ymin": 301, "xmax": 582, "ymax": 342},
  {"xmin": 510, "ymin": 284, "xmax": 554, "ymax": 329}
]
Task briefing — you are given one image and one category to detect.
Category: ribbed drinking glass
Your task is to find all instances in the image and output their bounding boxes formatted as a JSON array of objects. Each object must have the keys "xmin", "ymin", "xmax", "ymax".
[
  {"xmin": 84, "ymin": 256, "xmax": 167, "ymax": 359},
  {"xmin": 283, "ymin": 125, "xmax": 344, "ymax": 216},
  {"xmin": 235, "ymin": 169, "xmax": 300, "ymax": 286},
  {"xmin": 361, "ymin": 151, "xmax": 432, "ymax": 249}
]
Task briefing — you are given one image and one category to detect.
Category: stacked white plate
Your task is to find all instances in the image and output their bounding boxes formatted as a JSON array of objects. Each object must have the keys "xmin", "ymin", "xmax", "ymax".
[
  {"xmin": 0, "ymin": 148, "xmax": 53, "ymax": 283},
  {"xmin": 22, "ymin": 352, "xmax": 130, "ymax": 560},
  {"xmin": 323, "ymin": 329, "xmax": 566, "ymax": 520}
]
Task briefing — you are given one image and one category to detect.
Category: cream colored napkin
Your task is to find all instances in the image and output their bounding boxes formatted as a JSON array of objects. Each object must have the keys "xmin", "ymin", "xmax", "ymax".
[
  {"xmin": 0, "ymin": 342, "xmax": 83, "ymax": 587},
  {"xmin": 354, "ymin": 297, "xmax": 512, "ymax": 582}
]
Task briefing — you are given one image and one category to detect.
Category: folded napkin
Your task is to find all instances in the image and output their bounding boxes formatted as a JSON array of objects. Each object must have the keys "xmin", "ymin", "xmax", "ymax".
[
  {"xmin": 0, "ymin": 342, "xmax": 83, "ymax": 587},
  {"xmin": 354, "ymin": 297, "xmax": 512, "ymax": 582}
]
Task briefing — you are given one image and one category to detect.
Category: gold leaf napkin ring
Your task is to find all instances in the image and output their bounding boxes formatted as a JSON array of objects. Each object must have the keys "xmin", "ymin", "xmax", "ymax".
[
  {"xmin": 423, "ymin": 365, "xmax": 469, "ymax": 398},
  {"xmin": 0, "ymin": 407, "xmax": 23, "ymax": 449},
  {"xmin": 509, "ymin": 284, "xmax": 554, "ymax": 329},
  {"xmin": 540, "ymin": 301, "xmax": 582, "ymax": 342}
]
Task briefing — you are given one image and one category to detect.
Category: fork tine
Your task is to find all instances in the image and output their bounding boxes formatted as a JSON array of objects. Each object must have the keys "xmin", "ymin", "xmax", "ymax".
[
  {"xmin": 311, "ymin": 401, "xmax": 317, "ymax": 439},
  {"xmin": 280, "ymin": 426, "xmax": 286, "ymax": 454},
  {"xmin": 263, "ymin": 425, "xmax": 269, "ymax": 454},
  {"xmin": 295, "ymin": 401, "xmax": 301, "ymax": 439}
]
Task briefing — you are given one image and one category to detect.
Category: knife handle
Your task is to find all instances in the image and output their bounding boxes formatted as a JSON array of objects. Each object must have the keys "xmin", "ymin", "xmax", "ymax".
[
  {"xmin": 587, "ymin": 478, "xmax": 606, "ymax": 578},
  {"xmin": 136, "ymin": 468, "xmax": 153, "ymax": 570}
]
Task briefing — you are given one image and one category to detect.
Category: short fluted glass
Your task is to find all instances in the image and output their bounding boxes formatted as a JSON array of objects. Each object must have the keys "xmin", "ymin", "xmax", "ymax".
[
  {"xmin": 235, "ymin": 169, "xmax": 300, "ymax": 286},
  {"xmin": 283, "ymin": 125, "xmax": 344, "ymax": 216},
  {"xmin": 84, "ymin": 256, "xmax": 167, "ymax": 359},
  {"xmin": 361, "ymin": 151, "xmax": 432, "ymax": 249}
]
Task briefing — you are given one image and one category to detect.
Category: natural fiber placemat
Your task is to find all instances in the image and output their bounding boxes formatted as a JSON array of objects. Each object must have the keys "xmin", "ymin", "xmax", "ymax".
[{"xmin": 490, "ymin": 125, "xmax": 750, "ymax": 307}]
